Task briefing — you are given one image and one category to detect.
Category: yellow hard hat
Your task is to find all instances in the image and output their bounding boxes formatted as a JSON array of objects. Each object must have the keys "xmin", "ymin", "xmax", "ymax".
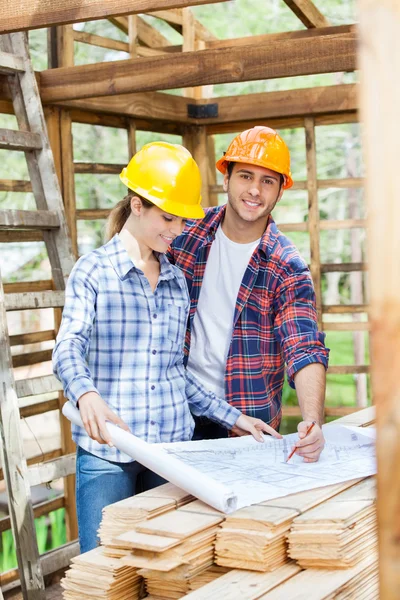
[{"xmin": 120, "ymin": 141, "xmax": 204, "ymax": 219}]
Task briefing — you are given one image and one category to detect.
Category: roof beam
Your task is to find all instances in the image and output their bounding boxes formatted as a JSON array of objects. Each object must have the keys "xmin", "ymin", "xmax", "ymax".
[
  {"xmin": 39, "ymin": 25, "xmax": 356, "ymax": 102},
  {"xmin": 0, "ymin": 0, "xmax": 228, "ymax": 34},
  {"xmin": 282, "ymin": 0, "xmax": 331, "ymax": 28}
]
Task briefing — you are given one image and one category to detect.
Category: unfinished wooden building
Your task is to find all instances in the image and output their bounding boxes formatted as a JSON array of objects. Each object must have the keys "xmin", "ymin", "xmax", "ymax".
[{"xmin": 0, "ymin": 0, "xmax": 398, "ymax": 598}]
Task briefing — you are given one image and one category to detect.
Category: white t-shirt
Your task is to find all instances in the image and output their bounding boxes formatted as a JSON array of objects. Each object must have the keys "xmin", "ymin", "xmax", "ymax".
[{"xmin": 187, "ymin": 225, "xmax": 261, "ymax": 399}]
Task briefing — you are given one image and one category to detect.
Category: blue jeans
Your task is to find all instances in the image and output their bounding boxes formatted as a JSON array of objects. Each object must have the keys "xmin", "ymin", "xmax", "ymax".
[{"xmin": 76, "ymin": 446, "xmax": 166, "ymax": 553}]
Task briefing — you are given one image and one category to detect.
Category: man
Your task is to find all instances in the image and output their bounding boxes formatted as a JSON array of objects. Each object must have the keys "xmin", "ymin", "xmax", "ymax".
[{"xmin": 168, "ymin": 126, "xmax": 329, "ymax": 462}]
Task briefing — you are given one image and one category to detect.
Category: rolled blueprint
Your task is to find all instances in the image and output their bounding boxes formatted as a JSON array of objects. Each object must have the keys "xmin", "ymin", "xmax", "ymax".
[{"xmin": 62, "ymin": 401, "xmax": 237, "ymax": 513}]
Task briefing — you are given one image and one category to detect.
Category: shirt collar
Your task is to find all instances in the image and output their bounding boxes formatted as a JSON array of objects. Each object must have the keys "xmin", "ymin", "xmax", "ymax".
[
  {"xmin": 209, "ymin": 206, "xmax": 277, "ymax": 259},
  {"xmin": 104, "ymin": 234, "xmax": 178, "ymax": 282}
]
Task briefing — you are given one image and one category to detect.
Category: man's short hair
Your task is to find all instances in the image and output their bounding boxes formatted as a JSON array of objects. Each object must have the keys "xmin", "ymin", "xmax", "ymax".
[{"xmin": 226, "ymin": 162, "xmax": 284, "ymax": 188}]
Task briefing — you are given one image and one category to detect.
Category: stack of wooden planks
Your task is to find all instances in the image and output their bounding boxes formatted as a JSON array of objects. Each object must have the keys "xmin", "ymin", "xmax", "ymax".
[
  {"xmin": 287, "ymin": 478, "xmax": 377, "ymax": 569},
  {"xmin": 99, "ymin": 484, "xmax": 193, "ymax": 546},
  {"xmin": 107, "ymin": 507, "xmax": 224, "ymax": 599},
  {"xmin": 214, "ymin": 479, "xmax": 362, "ymax": 572},
  {"xmin": 60, "ymin": 546, "xmax": 142, "ymax": 600}
]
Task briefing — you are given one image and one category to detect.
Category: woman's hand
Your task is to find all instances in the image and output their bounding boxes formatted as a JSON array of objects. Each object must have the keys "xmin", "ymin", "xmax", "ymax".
[
  {"xmin": 78, "ymin": 391, "xmax": 130, "ymax": 446},
  {"xmin": 233, "ymin": 414, "xmax": 283, "ymax": 443}
]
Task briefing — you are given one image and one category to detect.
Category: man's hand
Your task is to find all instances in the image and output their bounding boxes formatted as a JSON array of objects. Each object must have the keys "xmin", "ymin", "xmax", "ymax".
[
  {"xmin": 233, "ymin": 415, "xmax": 283, "ymax": 443},
  {"xmin": 291, "ymin": 420, "xmax": 325, "ymax": 462},
  {"xmin": 78, "ymin": 391, "xmax": 130, "ymax": 446}
]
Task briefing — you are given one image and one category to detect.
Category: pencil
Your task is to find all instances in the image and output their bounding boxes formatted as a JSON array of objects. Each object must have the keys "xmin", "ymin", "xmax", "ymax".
[{"xmin": 286, "ymin": 420, "xmax": 317, "ymax": 463}]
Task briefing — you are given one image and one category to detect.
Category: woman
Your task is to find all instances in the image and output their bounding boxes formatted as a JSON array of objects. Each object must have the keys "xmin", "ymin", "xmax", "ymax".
[{"xmin": 53, "ymin": 142, "xmax": 281, "ymax": 552}]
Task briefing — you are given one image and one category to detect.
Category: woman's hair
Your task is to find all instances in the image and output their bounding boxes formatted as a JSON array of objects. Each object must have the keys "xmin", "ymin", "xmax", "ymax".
[{"xmin": 105, "ymin": 192, "xmax": 154, "ymax": 241}]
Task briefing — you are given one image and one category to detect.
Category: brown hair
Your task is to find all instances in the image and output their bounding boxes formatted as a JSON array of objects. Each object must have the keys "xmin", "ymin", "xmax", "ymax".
[{"xmin": 105, "ymin": 192, "xmax": 154, "ymax": 241}]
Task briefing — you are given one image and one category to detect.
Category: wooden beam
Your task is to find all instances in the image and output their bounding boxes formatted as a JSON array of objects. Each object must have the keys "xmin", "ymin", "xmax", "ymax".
[
  {"xmin": 54, "ymin": 91, "xmax": 190, "ymax": 123},
  {"xmin": 199, "ymin": 83, "xmax": 357, "ymax": 125},
  {"xmin": 73, "ymin": 30, "xmax": 129, "ymax": 53},
  {"xmin": 359, "ymin": 1, "xmax": 400, "ymax": 598},
  {"xmin": 0, "ymin": 209, "xmax": 59, "ymax": 229},
  {"xmin": 282, "ymin": 0, "xmax": 330, "ymax": 28},
  {"xmin": 1, "ymin": 0, "xmax": 229, "ymax": 33},
  {"xmin": 39, "ymin": 26, "xmax": 357, "ymax": 102}
]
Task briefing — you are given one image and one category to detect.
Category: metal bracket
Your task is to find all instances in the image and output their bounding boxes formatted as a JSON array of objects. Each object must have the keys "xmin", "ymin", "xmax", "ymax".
[{"xmin": 187, "ymin": 103, "xmax": 218, "ymax": 119}]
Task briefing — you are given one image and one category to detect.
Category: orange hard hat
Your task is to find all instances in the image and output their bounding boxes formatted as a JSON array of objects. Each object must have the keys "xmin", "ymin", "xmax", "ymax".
[{"xmin": 216, "ymin": 126, "xmax": 293, "ymax": 189}]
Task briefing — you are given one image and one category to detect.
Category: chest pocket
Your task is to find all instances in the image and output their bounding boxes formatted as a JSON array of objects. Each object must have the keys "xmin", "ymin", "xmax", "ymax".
[{"xmin": 167, "ymin": 303, "xmax": 187, "ymax": 345}]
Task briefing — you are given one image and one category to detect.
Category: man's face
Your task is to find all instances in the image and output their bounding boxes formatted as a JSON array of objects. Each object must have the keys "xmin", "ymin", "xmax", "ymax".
[{"xmin": 224, "ymin": 162, "xmax": 284, "ymax": 224}]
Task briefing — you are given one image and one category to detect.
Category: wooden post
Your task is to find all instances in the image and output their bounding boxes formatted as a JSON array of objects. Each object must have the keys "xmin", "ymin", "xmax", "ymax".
[
  {"xmin": 207, "ymin": 134, "xmax": 219, "ymax": 207},
  {"xmin": 305, "ymin": 117, "xmax": 323, "ymax": 329},
  {"xmin": 128, "ymin": 15, "xmax": 138, "ymax": 58},
  {"xmin": 191, "ymin": 126, "xmax": 210, "ymax": 207},
  {"xmin": 127, "ymin": 119, "xmax": 137, "ymax": 158},
  {"xmin": 359, "ymin": 1, "xmax": 400, "ymax": 598},
  {"xmin": 182, "ymin": 8, "xmax": 205, "ymax": 99},
  {"xmin": 47, "ymin": 25, "xmax": 78, "ymax": 542}
]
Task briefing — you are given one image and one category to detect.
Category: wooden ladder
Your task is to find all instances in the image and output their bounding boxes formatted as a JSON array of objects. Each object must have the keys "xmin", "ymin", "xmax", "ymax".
[{"xmin": 0, "ymin": 32, "xmax": 77, "ymax": 599}]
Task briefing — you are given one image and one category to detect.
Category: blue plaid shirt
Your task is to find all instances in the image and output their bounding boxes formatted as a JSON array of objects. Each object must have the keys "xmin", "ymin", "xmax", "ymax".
[{"xmin": 53, "ymin": 234, "xmax": 241, "ymax": 462}]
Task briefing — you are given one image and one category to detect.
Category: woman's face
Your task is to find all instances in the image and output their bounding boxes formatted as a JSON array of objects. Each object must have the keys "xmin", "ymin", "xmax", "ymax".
[{"xmin": 137, "ymin": 203, "xmax": 187, "ymax": 253}]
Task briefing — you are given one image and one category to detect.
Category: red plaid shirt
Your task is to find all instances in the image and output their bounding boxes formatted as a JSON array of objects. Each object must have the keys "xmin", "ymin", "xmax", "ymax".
[{"xmin": 167, "ymin": 205, "xmax": 329, "ymax": 429}]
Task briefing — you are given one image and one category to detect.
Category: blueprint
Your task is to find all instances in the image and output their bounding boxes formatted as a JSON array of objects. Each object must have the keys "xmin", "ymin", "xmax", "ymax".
[{"xmin": 159, "ymin": 425, "xmax": 376, "ymax": 510}]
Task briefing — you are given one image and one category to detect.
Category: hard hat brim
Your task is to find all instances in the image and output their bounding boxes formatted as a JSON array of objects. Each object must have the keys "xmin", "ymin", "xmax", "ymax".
[{"xmin": 215, "ymin": 156, "xmax": 293, "ymax": 189}]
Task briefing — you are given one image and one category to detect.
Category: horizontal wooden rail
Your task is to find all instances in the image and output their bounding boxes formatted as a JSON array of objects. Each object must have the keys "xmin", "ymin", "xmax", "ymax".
[
  {"xmin": 327, "ymin": 365, "xmax": 369, "ymax": 374},
  {"xmin": 323, "ymin": 304, "xmax": 369, "ymax": 314},
  {"xmin": 73, "ymin": 30, "xmax": 129, "ymax": 53},
  {"xmin": 16, "ymin": 374, "xmax": 62, "ymax": 398},
  {"xmin": 0, "ymin": 179, "xmax": 32, "ymax": 192},
  {"xmin": 20, "ymin": 398, "xmax": 60, "ymax": 419},
  {"xmin": 0, "ymin": 230, "xmax": 44, "ymax": 243},
  {"xmin": 10, "ymin": 329, "xmax": 56, "ymax": 347},
  {"xmin": 0, "ymin": 496, "xmax": 65, "ymax": 534},
  {"xmin": 278, "ymin": 219, "xmax": 366, "ymax": 233},
  {"xmin": 28, "ymin": 453, "xmax": 76, "ymax": 488},
  {"xmin": 4, "ymin": 290, "xmax": 65, "ymax": 311},
  {"xmin": 12, "ymin": 349, "xmax": 53, "ymax": 368},
  {"xmin": 4, "ymin": 280, "xmax": 53, "ymax": 294},
  {"xmin": 210, "ymin": 178, "xmax": 364, "ymax": 195},
  {"xmin": 0, "ymin": 128, "xmax": 42, "ymax": 151},
  {"xmin": 322, "ymin": 321, "xmax": 370, "ymax": 331},
  {"xmin": 321, "ymin": 262, "xmax": 367, "ymax": 273},
  {"xmin": 0, "ymin": 449, "xmax": 62, "ymax": 482},
  {"xmin": 76, "ymin": 208, "xmax": 111, "ymax": 220},
  {"xmin": 74, "ymin": 162, "xmax": 125, "ymax": 174},
  {"xmin": 282, "ymin": 405, "xmax": 366, "ymax": 418},
  {"xmin": 0, "ymin": 209, "xmax": 60, "ymax": 230}
]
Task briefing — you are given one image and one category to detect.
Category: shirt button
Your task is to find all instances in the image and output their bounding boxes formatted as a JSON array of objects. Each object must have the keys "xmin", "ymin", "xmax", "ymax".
[
  {"xmin": 151, "ymin": 385, "xmax": 155, "ymax": 390},
  {"xmin": 153, "ymin": 313, "xmax": 157, "ymax": 319},
  {"xmin": 150, "ymin": 421, "xmax": 156, "ymax": 426},
  {"xmin": 152, "ymin": 349, "xmax": 157, "ymax": 355}
]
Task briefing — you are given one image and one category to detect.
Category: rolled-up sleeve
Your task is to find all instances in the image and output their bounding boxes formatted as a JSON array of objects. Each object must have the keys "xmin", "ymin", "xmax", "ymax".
[
  {"xmin": 52, "ymin": 256, "xmax": 100, "ymax": 405},
  {"xmin": 273, "ymin": 270, "xmax": 329, "ymax": 388}
]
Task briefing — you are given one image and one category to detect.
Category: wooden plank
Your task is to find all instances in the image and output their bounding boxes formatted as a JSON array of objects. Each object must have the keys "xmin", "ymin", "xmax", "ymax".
[
  {"xmin": 1, "ymin": 0, "xmax": 228, "ymax": 33},
  {"xmin": 28, "ymin": 453, "xmax": 76, "ymax": 488},
  {"xmin": 0, "ymin": 496, "xmax": 65, "ymax": 534},
  {"xmin": 0, "ymin": 179, "xmax": 32, "ymax": 192},
  {"xmin": 76, "ymin": 208, "xmax": 111, "ymax": 220},
  {"xmin": 74, "ymin": 162, "xmax": 125, "ymax": 174},
  {"xmin": 20, "ymin": 398, "xmax": 59, "ymax": 419},
  {"xmin": 10, "ymin": 329, "xmax": 55, "ymax": 347},
  {"xmin": 323, "ymin": 321, "xmax": 370, "ymax": 331},
  {"xmin": 127, "ymin": 119, "xmax": 136, "ymax": 157},
  {"xmin": 0, "ymin": 128, "xmax": 42, "ymax": 151},
  {"xmin": 15, "ymin": 374, "xmax": 63, "ymax": 398},
  {"xmin": 283, "ymin": 0, "xmax": 330, "ymax": 28},
  {"xmin": 327, "ymin": 365, "xmax": 369, "ymax": 375},
  {"xmin": 0, "ymin": 449, "xmax": 63, "ymax": 482},
  {"xmin": 0, "ymin": 50, "xmax": 25, "ymax": 74},
  {"xmin": 4, "ymin": 290, "xmax": 65, "ymax": 311},
  {"xmin": 321, "ymin": 262, "xmax": 367, "ymax": 273},
  {"xmin": 323, "ymin": 304, "xmax": 368, "ymax": 314},
  {"xmin": 0, "ymin": 230, "xmax": 43, "ymax": 242},
  {"xmin": 54, "ymin": 90, "xmax": 190, "ymax": 124},
  {"xmin": 136, "ymin": 510, "xmax": 223, "ymax": 539},
  {"xmin": 191, "ymin": 126, "xmax": 210, "ymax": 206},
  {"xmin": 305, "ymin": 117, "xmax": 322, "ymax": 329},
  {"xmin": 359, "ymin": 2, "xmax": 400, "ymax": 598},
  {"xmin": 181, "ymin": 563, "xmax": 301, "ymax": 599},
  {"xmin": 4, "ymin": 280, "xmax": 53, "ymax": 293},
  {"xmin": 39, "ymin": 26, "xmax": 357, "ymax": 101},
  {"xmin": 196, "ymin": 83, "xmax": 357, "ymax": 125},
  {"xmin": 12, "ymin": 349, "xmax": 53, "ymax": 368},
  {"xmin": 0, "ymin": 209, "xmax": 59, "ymax": 229},
  {"xmin": 0, "ymin": 277, "xmax": 45, "ymax": 597},
  {"xmin": 73, "ymin": 30, "xmax": 129, "ymax": 53}
]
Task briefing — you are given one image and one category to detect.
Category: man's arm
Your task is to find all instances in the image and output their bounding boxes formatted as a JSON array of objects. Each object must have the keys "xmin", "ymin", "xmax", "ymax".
[{"xmin": 292, "ymin": 362, "xmax": 326, "ymax": 462}]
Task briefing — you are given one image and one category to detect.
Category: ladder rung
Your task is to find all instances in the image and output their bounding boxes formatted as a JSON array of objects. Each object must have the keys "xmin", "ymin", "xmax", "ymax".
[
  {"xmin": 0, "ymin": 209, "xmax": 60, "ymax": 230},
  {"xmin": 28, "ymin": 453, "xmax": 76, "ymax": 488},
  {"xmin": 0, "ymin": 50, "xmax": 25, "ymax": 74},
  {"xmin": 16, "ymin": 375, "xmax": 63, "ymax": 399},
  {"xmin": 4, "ymin": 290, "xmax": 65, "ymax": 311},
  {"xmin": 0, "ymin": 128, "xmax": 42, "ymax": 151}
]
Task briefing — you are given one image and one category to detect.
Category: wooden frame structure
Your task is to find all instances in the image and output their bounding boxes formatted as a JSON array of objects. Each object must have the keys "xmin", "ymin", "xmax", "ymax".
[{"xmin": 0, "ymin": 0, "xmax": 394, "ymax": 596}]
